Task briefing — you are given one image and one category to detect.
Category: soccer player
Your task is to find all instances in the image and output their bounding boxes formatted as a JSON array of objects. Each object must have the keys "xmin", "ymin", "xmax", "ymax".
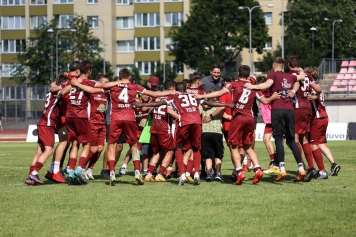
[
  {"xmin": 92, "ymin": 68, "xmax": 177, "ymax": 186},
  {"xmin": 25, "ymin": 74, "xmax": 69, "ymax": 185},
  {"xmin": 60, "ymin": 60, "xmax": 100, "ymax": 185},
  {"xmin": 194, "ymin": 65, "xmax": 264, "ymax": 185},
  {"xmin": 245, "ymin": 57, "xmax": 306, "ymax": 182},
  {"xmin": 305, "ymin": 67, "xmax": 341, "ymax": 178},
  {"xmin": 287, "ymin": 56, "xmax": 322, "ymax": 181}
]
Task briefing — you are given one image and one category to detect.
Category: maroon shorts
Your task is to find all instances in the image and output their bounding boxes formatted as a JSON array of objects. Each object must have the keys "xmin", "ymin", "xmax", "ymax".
[
  {"xmin": 89, "ymin": 123, "xmax": 106, "ymax": 146},
  {"xmin": 55, "ymin": 116, "xmax": 66, "ymax": 133},
  {"xmin": 66, "ymin": 117, "xmax": 90, "ymax": 144},
  {"xmin": 175, "ymin": 124, "xmax": 202, "ymax": 150},
  {"xmin": 294, "ymin": 107, "xmax": 312, "ymax": 134},
  {"xmin": 151, "ymin": 133, "xmax": 175, "ymax": 154},
  {"xmin": 310, "ymin": 117, "xmax": 328, "ymax": 145},
  {"xmin": 37, "ymin": 125, "xmax": 55, "ymax": 147},
  {"xmin": 108, "ymin": 120, "xmax": 138, "ymax": 145},
  {"xmin": 228, "ymin": 115, "xmax": 254, "ymax": 146},
  {"xmin": 264, "ymin": 124, "xmax": 273, "ymax": 134},
  {"xmin": 174, "ymin": 123, "xmax": 191, "ymax": 150},
  {"xmin": 222, "ymin": 129, "xmax": 231, "ymax": 146}
]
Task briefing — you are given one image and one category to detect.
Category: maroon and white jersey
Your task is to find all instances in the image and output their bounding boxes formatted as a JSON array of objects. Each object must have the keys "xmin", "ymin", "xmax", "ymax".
[
  {"xmin": 186, "ymin": 87, "xmax": 206, "ymax": 104},
  {"xmin": 90, "ymin": 92, "xmax": 109, "ymax": 124},
  {"xmin": 107, "ymin": 83, "xmax": 146, "ymax": 121},
  {"xmin": 224, "ymin": 80, "xmax": 257, "ymax": 117},
  {"xmin": 37, "ymin": 91, "xmax": 60, "ymax": 127},
  {"xmin": 165, "ymin": 93, "xmax": 201, "ymax": 127},
  {"xmin": 63, "ymin": 79, "xmax": 98, "ymax": 119},
  {"xmin": 150, "ymin": 96, "xmax": 173, "ymax": 134},
  {"xmin": 311, "ymin": 93, "xmax": 328, "ymax": 119},
  {"xmin": 288, "ymin": 70, "xmax": 314, "ymax": 109},
  {"xmin": 135, "ymin": 107, "xmax": 149, "ymax": 131}
]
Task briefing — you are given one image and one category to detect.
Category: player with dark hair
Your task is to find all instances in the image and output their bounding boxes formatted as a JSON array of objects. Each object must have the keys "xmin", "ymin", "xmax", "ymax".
[
  {"xmin": 287, "ymin": 55, "xmax": 322, "ymax": 182},
  {"xmin": 25, "ymin": 74, "xmax": 69, "ymax": 185},
  {"xmin": 245, "ymin": 57, "xmax": 306, "ymax": 182}
]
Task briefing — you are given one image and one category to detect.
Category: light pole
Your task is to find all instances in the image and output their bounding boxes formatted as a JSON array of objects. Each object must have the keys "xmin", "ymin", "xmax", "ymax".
[
  {"xmin": 92, "ymin": 17, "xmax": 106, "ymax": 74},
  {"xmin": 56, "ymin": 28, "xmax": 76, "ymax": 76},
  {"xmin": 324, "ymin": 18, "xmax": 342, "ymax": 73},
  {"xmin": 310, "ymin": 26, "xmax": 316, "ymax": 52},
  {"xmin": 239, "ymin": 4, "xmax": 274, "ymax": 71},
  {"xmin": 47, "ymin": 28, "xmax": 54, "ymax": 81},
  {"xmin": 282, "ymin": 0, "xmax": 284, "ymax": 60},
  {"xmin": 157, "ymin": 25, "xmax": 165, "ymax": 83}
]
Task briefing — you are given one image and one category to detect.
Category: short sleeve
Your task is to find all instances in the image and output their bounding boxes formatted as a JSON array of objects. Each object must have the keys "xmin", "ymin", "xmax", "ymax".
[{"xmin": 60, "ymin": 81, "xmax": 70, "ymax": 89}]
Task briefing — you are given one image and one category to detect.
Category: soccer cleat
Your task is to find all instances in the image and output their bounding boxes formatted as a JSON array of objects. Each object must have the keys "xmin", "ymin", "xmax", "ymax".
[
  {"xmin": 52, "ymin": 172, "xmax": 66, "ymax": 183},
  {"xmin": 165, "ymin": 169, "xmax": 172, "ymax": 179},
  {"xmin": 63, "ymin": 166, "xmax": 69, "ymax": 174},
  {"xmin": 235, "ymin": 171, "xmax": 245, "ymax": 185},
  {"xmin": 135, "ymin": 174, "xmax": 144, "ymax": 185},
  {"xmin": 330, "ymin": 163, "xmax": 341, "ymax": 176},
  {"xmin": 265, "ymin": 161, "xmax": 274, "ymax": 170},
  {"xmin": 28, "ymin": 174, "xmax": 44, "ymax": 185},
  {"xmin": 25, "ymin": 177, "xmax": 35, "ymax": 185},
  {"xmin": 252, "ymin": 169, "xmax": 264, "ymax": 184},
  {"xmin": 45, "ymin": 171, "xmax": 54, "ymax": 182},
  {"xmin": 144, "ymin": 176, "xmax": 154, "ymax": 182},
  {"xmin": 60, "ymin": 170, "xmax": 67, "ymax": 181},
  {"xmin": 205, "ymin": 174, "xmax": 213, "ymax": 182},
  {"xmin": 263, "ymin": 166, "xmax": 280, "ymax": 175},
  {"xmin": 100, "ymin": 169, "xmax": 110, "ymax": 180},
  {"xmin": 85, "ymin": 169, "xmax": 95, "ymax": 180},
  {"xmin": 67, "ymin": 171, "xmax": 80, "ymax": 185},
  {"xmin": 74, "ymin": 167, "xmax": 87, "ymax": 185},
  {"xmin": 185, "ymin": 176, "xmax": 194, "ymax": 183},
  {"xmin": 109, "ymin": 174, "xmax": 116, "ymax": 186},
  {"xmin": 317, "ymin": 171, "xmax": 328, "ymax": 180},
  {"xmin": 154, "ymin": 175, "xmax": 166, "ymax": 182},
  {"xmin": 294, "ymin": 170, "xmax": 306, "ymax": 182},
  {"xmin": 304, "ymin": 168, "xmax": 317, "ymax": 182},
  {"xmin": 178, "ymin": 174, "xmax": 186, "ymax": 186},
  {"xmin": 118, "ymin": 167, "xmax": 127, "ymax": 176},
  {"xmin": 275, "ymin": 170, "xmax": 287, "ymax": 182},
  {"xmin": 214, "ymin": 173, "xmax": 224, "ymax": 183},
  {"xmin": 193, "ymin": 173, "xmax": 200, "ymax": 185}
]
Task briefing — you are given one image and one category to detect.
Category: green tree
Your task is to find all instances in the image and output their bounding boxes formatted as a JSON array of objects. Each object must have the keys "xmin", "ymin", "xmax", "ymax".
[
  {"xmin": 151, "ymin": 63, "xmax": 178, "ymax": 84},
  {"xmin": 91, "ymin": 57, "xmax": 116, "ymax": 81},
  {"xmin": 131, "ymin": 67, "xmax": 143, "ymax": 85},
  {"xmin": 12, "ymin": 15, "xmax": 114, "ymax": 85},
  {"xmin": 169, "ymin": 0, "xmax": 269, "ymax": 75},
  {"xmin": 260, "ymin": 0, "xmax": 356, "ymax": 70}
]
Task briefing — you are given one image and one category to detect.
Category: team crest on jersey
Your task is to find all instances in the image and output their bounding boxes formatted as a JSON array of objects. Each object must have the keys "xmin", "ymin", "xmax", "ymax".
[
  {"xmin": 97, "ymin": 104, "xmax": 106, "ymax": 112},
  {"xmin": 139, "ymin": 118, "xmax": 147, "ymax": 127},
  {"xmin": 282, "ymin": 78, "xmax": 291, "ymax": 89}
]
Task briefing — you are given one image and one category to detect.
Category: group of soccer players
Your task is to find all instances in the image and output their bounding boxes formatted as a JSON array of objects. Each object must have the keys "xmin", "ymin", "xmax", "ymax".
[{"xmin": 24, "ymin": 56, "xmax": 340, "ymax": 186}]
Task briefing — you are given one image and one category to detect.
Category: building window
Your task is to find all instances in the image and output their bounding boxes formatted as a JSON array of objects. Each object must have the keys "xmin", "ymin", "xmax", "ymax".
[
  {"xmin": 54, "ymin": 15, "xmax": 74, "ymax": 28},
  {"xmin": 165, "ymin": 37, "xmax": 172, "ymax": 50},
  {"xmin": 264, "ymin": 12, "xmax": 272, "ymax": 25},
  {"xmin": 1, "ymin": 0, "xmax": 25, "ymax": 5},
  {"xmin": 87, "ymin": 0, "xmax": 98, "ymax": 3},
  {"xmin": 116, "ymin": 0, "xmax": 133, "ymax": 4},
  {"xmin": 165, "ymin": 12, "xmax": 183, "ymax": 26},
  {"xmin": 264, "ymin": 37, "xmax": 272, "ymax": 49},
  {"xmin": 1, "ymin": 16, "xmax": 26, "ymax": 30},
  {"xmin": 135, "ymin": 61, "xmax": 158, "ymax": 75},
  {"xmin": 53, "ymin": 0, "xmax": 73, "ymax": 3},
  {"xmin": 2, "ymin": 39, "xmax": 26, "ymax": 53},
  {"xmin": 88, "ymin": 42, "xmax": 98, "ymax": 53},
  {"xmin": 136, "ymin": 37, "xmax": 160, "ymax": 51},
  {"xmin": 30, "ymin": 16, "xmax": 47, "ymax": 29},
  {"xmin": 2, "ymin": 63, "xmax": 18, "ymax": 77},
  {"xmin": 87, "ymin": 16, "xmax": 99, "ymax": 28},
  {"xmin": 117, "ymin": 65, "xmax": 134, "ymax": 75},
  {"xmin": 0, "ymin": 42, "xmax": 2, "ymax": 54},
  {"xmin": 166, "ymin": 61, "xmax": 183, "ymax": 74},
  {"xmin": 31, "ymin": 86, "xmax": 48, "ymax": 100},
  {"xmin": 135, "ymin": 0, "xmax": 159, "ymax": 2},
  {"xmin": 117, "ymin": 40, "xmax": 134, "ymax": 52},
  {"xmin": 30, "ymin": 0, "xmax": 47, "ymax": 4},
  {"xmin": 116, "ymin": 17, "xmax": 134, "ymax": 29},
  {"xmin": 135, "ymin": 13, "xmax": 160, "ymax": 27},
  {"xmin": 165, "ymin": 0, "xmax": 183, "ymax": 1}
]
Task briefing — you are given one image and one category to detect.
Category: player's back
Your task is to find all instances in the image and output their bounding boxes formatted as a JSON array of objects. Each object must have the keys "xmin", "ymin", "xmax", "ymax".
[
  {"xmin": 167, "ymin": 92, "xmax": 201, "ymax": 127},
  {"xmin": 109, "ymin": 83, "xmax": 145, "ymax": 121},
  {"xmin": 37, "ymin": 90, "xmax": 60, "ymax": 127},
  {"xmin": 226, "ymin": 80, "xmax": 256, "ymax": 117}
]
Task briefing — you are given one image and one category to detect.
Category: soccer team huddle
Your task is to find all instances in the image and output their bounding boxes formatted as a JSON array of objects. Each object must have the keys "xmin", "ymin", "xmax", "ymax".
[{"xmin": 24, "ymin": 56, "xmax": 341, "ymax": 187}]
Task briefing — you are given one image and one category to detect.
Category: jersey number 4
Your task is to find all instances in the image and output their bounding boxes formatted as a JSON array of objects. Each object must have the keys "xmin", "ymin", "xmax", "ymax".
[{"xmin": 118, "ymin": 88, "xmax": 129, "ymax": 103}]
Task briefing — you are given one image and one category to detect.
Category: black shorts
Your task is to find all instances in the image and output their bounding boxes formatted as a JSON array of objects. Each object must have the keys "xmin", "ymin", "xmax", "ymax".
[
  {"xmin": 254, "ymin": 116, "xmax": 258, "ymax": 130},
  {"xmin": 201, "ymin": 132, "xmax": 224, "ymax": 160},
  {"xmin": 271, "ymin": 109, "xmax": 295, "ymax": 138},
  {"xmin": 141, "ymin": 143, "xmax": 153, "ymax": 156}
]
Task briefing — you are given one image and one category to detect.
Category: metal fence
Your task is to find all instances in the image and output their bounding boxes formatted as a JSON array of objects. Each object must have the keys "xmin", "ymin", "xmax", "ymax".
[{"xmin": 0, "ymin": 84, "xmax": 50, "ymax": 134}]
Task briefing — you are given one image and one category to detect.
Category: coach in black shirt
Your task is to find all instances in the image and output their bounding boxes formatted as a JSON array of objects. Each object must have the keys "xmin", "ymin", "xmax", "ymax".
[{"xmin": 201, "ymin": 63, "xmax": 224, "ymax": 91}]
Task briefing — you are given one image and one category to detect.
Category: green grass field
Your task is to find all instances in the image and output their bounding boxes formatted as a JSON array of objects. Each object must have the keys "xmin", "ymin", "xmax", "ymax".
[{"xmin": 0, "ymin": 141, "xmax": 355, "ymax": 237}]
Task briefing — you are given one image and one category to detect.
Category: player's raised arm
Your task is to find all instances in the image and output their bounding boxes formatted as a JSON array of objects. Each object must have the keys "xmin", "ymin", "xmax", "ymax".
[
  {"xmin": 193, "ymin": 88, "xmax": 228, "ymax": 100},
  {"xmin": 259, "ymin": 92, "xmax": 281, "ymax": 105},
  {"xmin": 245, "ymin": 79, "xmax": 274, "ymax": 90},
  {"xmin": 143, "ymin": 89, "xmax": 178, "ymax": 98},
  {"xmin": 95, "ymin": 80, "xmax": 121, "ymax": 89},
  {"xmin": 202, "ymin": 100, "xmax": 235, "ymax": 109},
  {"xmin": 132, "ymin": 100, "xmax": 166, "ymax": 108},
  {"xmin": 71, "ymin": 78, "xmax": 103, "ymax": 94}
]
